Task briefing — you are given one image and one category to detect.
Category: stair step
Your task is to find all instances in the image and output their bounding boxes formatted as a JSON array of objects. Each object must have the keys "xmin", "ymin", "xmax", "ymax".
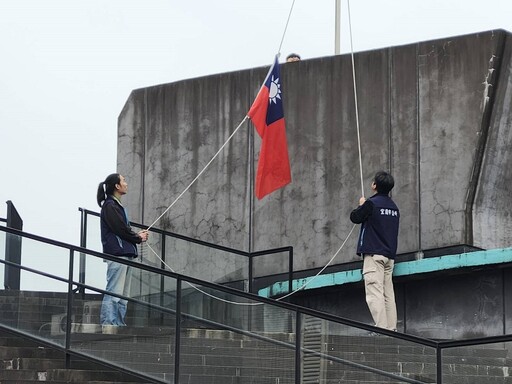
[
  {"xmin": 0, "ymin": 345, "xmax": 65, "ymax": 359},
  {"xmin": 0, "ymin": 382, "xmax": 150, "ymax": 384},
  {"xmin": 46, "ymin": 369, "xmax": 149, "ymax": 382},
  {"xmin": 440, "ymin": 376, "xmax": 512, "ymax": 384},
  {"xmin": 178, "ymin": 373, "xmax": 295, "ymax": 384},
  {"xmin": 0, "ymin": 357, "xmax": 105, "ymax": 371},
  {"xmin": 0, "ymin": 289, "xmax": 511, "ymax": 383}
]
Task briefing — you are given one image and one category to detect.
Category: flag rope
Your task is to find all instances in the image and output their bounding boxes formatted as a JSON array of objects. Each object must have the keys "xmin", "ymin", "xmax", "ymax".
[
  {"xmin": 137, "ymin": 0, "xmax": 363, "ymax": 307},
  {"xmin": 142, "ymin": 223, "xmax": 357, "ymax": 306},
  {"xmin": 347, "ymin": 0, "xmax": 365, "ymax": 196},
  {"xmin": 144, "ymin": 242, "xmax": 264, "ymax": 307},
  {"xmin": 274, "ymin": 224, "xmax": 357, "ymax": 300},
  {"xmin": 146, "ymin": 0, "xmax": 298, "ymax": 232},
  {"xmin": 278, "ymin": 0, "xmax": 297, "ymax": 55},
  {"xmin": 145, "ymin": 115, "xmax": 248, "ymax": 232}
]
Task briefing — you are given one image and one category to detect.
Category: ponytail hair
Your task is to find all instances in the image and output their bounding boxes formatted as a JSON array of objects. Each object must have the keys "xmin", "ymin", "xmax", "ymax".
[{"xmin": 97, "ymin": 173, "xmax": 120, "ymax": 207}]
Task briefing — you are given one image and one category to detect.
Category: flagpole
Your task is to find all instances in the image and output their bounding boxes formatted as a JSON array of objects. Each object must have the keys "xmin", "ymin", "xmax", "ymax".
[
  {"xmin": 145, "ymin": 116, "xmax": 249, "ymax": 231},
  {"xmin": 248, "ymin": 109, "xmax": 254, "ymax": 255},
  {"xmin": 335, "ymin": 0, "xmax": 341, "ymax": 54}
]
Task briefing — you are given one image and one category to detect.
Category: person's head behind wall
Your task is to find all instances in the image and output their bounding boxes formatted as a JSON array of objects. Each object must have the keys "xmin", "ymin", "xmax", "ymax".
[
  {"xmin": 286, "ymin": 53, "xmax": 301, "ymax": 62},
  {"xmin": 373, "ymin": 171, "xmax": 394, "ymax": 194}
]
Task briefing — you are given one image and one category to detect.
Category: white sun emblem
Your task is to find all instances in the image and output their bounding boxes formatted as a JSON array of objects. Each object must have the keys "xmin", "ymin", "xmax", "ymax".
[{"xmin": 268, "ymin": 75, "xmax": 282, "ymax": 104}]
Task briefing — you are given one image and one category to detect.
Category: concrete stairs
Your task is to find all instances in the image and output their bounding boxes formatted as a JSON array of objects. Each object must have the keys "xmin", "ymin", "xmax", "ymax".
[
  {"xmin": 0, "ymin": 291, "xmax": 511, "ymax": 383},
  {"xmin": 0, "ymin": 328, "xmax": 153, "ymax": 383},
  {"xmin": 69, "ymin": 326, "xmax": 512, "ymax": 384},
  {"xmin": 320, "ymin": 336, "xmax": 512, "ymax": 384}
]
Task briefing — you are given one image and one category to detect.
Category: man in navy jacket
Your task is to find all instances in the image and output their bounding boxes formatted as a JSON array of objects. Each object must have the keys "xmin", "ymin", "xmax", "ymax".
[{"xmin": 350, "ymin": 171, "xmax": 399, "ymax": 331}]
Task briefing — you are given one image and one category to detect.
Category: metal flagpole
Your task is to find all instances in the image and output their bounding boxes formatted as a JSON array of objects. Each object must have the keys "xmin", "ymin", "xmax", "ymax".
[{"xmin": 335, "ymin": 0, "xmax": 341, "ymax": 54}]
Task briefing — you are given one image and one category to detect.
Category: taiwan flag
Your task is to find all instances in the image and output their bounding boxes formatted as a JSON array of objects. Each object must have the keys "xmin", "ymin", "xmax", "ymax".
[{"xmin": 248, "ymin": 56, "xmax": 291, "ymax": 199}]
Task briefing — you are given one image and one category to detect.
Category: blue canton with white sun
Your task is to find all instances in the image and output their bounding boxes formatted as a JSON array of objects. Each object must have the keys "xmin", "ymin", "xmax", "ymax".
[{"xmin": 264, "ymin": 60, "xmax": 284, "ymax": 126}]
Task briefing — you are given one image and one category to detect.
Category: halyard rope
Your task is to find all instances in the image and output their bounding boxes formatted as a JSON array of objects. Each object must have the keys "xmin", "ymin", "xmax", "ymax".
[{"xmin": 140, "ymin": 0, "xmax": 363, "ymax": 306}]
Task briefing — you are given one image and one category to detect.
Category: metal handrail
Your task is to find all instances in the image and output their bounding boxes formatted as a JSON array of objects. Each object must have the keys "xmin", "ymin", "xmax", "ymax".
[
  {"xmin": 79, "ymin": 207, "xmax": 291, "ymax": 258},
  {"xmin": 0, "ymin": 225, "xmax": 437, "ymax": 340},
  {"xmin": 0, "ymin": 225, "xmax": 435, "ymax": 383},
  {"xmin": 79, "ymin": 207, "xmax": 294, "ymax": 294},
  {"xmin": 4, "ymin": 225, "xmax": 512, "ymax": 383}
]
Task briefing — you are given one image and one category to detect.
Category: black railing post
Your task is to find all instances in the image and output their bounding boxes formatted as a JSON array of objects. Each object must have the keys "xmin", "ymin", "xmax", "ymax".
[
  {"xmin": 5, "ymin": 201, "xmax": 23, "ymax": 290},
  {"xmin": 295, "ymin": 310, "xmax": 302, "ymax": 384},
  {"xmin": 248, "ymin": 254, "xmax": 254, "ymax": 294},
  {"xmin": 65, "ymin": 249, "xmax": 75, "ymax": 369},
  {"xmin": 247, "ymin": 254, "xmax": 254, "ymax": 332},
  {"xmin": 78, "ymin": 209, "xmax": 87, "ymax": 295},
  {"xmin": 160, "ymin": 233, "xmax": 166, "ymax": 288},
  {"xmin": 437, "ymin": 345, "xmax": 442, "ymax": 384},
  {"xmin": 288, "ymin": 246, "xmax": 293, "ymax": 295},
  {"xmin": 160, "ymin": 233, "xmax": 166, "ymax": 324},
  {"xmin": 174, "ymin": 278, "xmax": 182, "ymax": 384}
]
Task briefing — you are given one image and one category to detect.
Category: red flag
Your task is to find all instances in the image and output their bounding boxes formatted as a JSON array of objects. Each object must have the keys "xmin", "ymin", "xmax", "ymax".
[{"xmin": 248, "ymin": 56, "xmax": 291, "ymax": 199}]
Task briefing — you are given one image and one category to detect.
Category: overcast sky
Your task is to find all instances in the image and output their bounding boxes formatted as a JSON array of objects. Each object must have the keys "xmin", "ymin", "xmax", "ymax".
[{"xmin": 1, "ymin": 0, "xmax": 512, "ymax": 248}]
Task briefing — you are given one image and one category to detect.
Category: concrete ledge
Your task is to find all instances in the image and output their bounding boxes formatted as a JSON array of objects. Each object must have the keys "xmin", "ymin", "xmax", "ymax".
[{"xmin": 258, "ymin": 247, "xmax": 512, "ymax": 298}]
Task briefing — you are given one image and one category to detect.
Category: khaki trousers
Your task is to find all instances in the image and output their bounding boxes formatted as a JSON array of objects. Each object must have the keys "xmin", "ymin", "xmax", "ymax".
[{"xmin": 363, "ymin": 254, "xmax": 397, "ymax": 330}]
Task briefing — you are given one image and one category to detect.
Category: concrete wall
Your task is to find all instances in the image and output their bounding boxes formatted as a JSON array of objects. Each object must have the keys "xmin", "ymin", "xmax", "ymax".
[
  {"xmin": 118, "ymin": 30, "xmax": 512, "ymax": 282},
  {"xmin": 290, "ymin": 265, "xmax": 510, "ymax": 339},
  {"xmin": 474, "ymin": 31, "xmax": 512, "ymax": 248}
]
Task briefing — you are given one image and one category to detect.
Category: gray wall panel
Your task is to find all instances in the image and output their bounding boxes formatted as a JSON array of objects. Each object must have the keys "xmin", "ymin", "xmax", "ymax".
[
  {"xmin": 405, "ymin": 271, "xmax": 503, "ymax": 339},
  {"xmin": 118, "ymin": 30, "xmax": 512, "ymax": 283},
  {"xmin": 390, "ymin": 44, "xmax": 420, "ymax": 254},
  {"xmin": 474, "ymin": 34, "xmax": 512, "ymax": 249},
  {"xmin": 141, "ymin": 74, "xmax": 250, "ymax": 249},
  {"xmin": 417, "ymin": 32, "xmax": 498, "ymax": 249},
  {"xmin": 118, "ymin": 89, "xmax": 146, "ymax": 224}
]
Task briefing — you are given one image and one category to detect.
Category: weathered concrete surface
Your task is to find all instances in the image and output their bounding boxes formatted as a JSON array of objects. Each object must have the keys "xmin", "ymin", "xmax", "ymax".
[
  {"xmin": 474, "ymin": 31, "xmax": 512, "ymax": 248},
  {"xmin": 118, "ymin": 30, "xmax": 512, "ymax": 282},
  {"xmin": 417, "ymin": 33, "xmax": 502, "ymax": 249},
  {"xmin": 390, "ymin": 44, "xmax": 420, "ymax": 253},
  {"xmin": 119, "ymin": 72, "xmax": 254, "ymax": 284},
  {"xmin": 291, "ymin": 265, "xmax": 506, "ymax": 339}
]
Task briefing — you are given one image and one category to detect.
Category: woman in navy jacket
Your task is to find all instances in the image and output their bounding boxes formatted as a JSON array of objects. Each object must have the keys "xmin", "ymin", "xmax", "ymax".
[{"xmin": 96, "ymin": 173, "xmax": 148, "ymax": 329}]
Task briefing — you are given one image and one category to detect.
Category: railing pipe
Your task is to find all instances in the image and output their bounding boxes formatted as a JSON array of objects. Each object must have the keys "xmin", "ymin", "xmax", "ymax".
[
  {"xmin": 79, "ymin": 208, "xmax": 294, "ymax": 296},
  {"xmin": 65, "ymin": 249, "xmax": 75, "ymax": 369},
  {"xmin": 8, "ymin": 225, "xmax": 512, "ymax": 384},
  {"xmin": 79, "ymin": 208, "xmax": 249, "ymax": 256},
  {"xmin": 174, "ymin": 278, "xmax": 182, "ymax": 384},
  {"xmin": 248, "ymin": 254, "xmax": 254, "ymax": 293},
  {"xmin": 79, "ymin": 208, "xmax": 292, "ymax": 260},
  {"xmin": 160, "ymin": 233, "xmax": 166, "ymax": 314},
  {"xmin": 289, "ymin": 247, "xmax": 293, "ymax": 295},
  {"xmin": 295, "ymin": 310, "xmax": 301, "ymax": 384},
  {"xmin": 78, "ymin": 208, "xmax": 87, "ymax": 295},
  {"xmin": 0, "ymin": 224, "xmax": 443, "ymax": 346},
  {"xmin": 437, "ymin": 345, "xmax": 442, "ymax": 383}
]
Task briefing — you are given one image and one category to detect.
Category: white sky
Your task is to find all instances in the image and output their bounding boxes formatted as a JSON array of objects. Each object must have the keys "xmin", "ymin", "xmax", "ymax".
[{"xmin": 1, "ymin": 0, "xmax": 511, "ymax": 248}]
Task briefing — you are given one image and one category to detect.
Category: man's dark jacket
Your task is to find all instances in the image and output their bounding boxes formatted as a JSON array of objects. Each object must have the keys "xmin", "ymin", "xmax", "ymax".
[{"xmin": 350, "ymin": 193, "xmax": 399, "ymax": 259}]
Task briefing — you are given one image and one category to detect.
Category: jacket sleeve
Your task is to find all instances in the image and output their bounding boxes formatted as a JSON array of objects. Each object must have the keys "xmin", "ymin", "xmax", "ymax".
[
  {"xmin": 103, "ymin": 203, "xmax": 142, "ymax": 245},
  {"xmin": 350, "ymin": 199, "xmax": 374, "ymax": 224}
]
